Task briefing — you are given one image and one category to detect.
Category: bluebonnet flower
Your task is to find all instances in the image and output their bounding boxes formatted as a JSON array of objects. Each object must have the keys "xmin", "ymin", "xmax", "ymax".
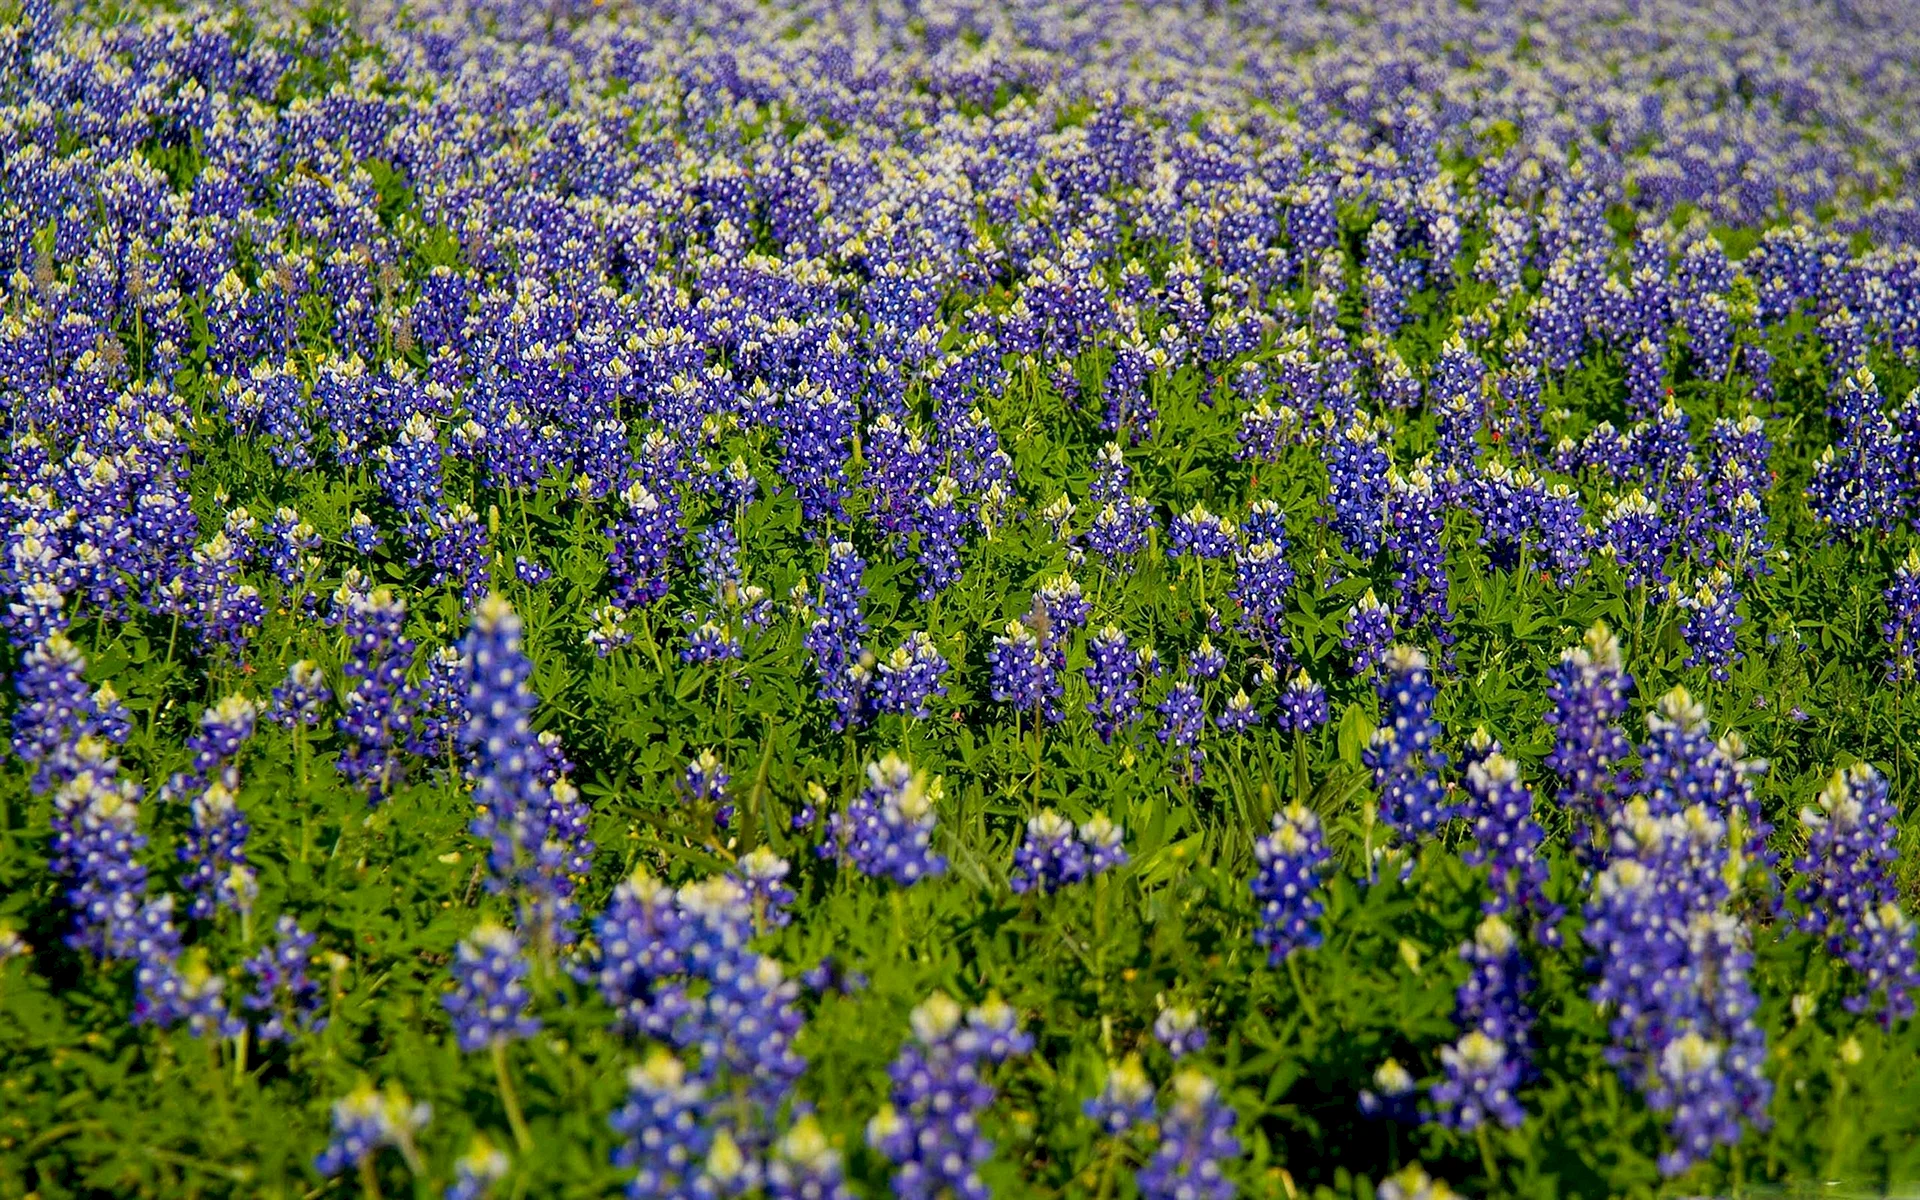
[
  {"xmin": 346, "ymin": 510, "xmax": 383, "ymax": 555},
  {"xmin": 49, "ymin": 740, "xmax": 151, "ymax": 957},
  {"xmin": 914, "ymin": 476, "xmax": 968, "ymax": 600},
  {"xmin": 1342, "ymin": 589, "xmax": 1394, "ymax": 678},
  {"xmin": 868, "ymin": 991, "xmax": 1031, "ymax": 1200},
  {"xmin": 1365, "ymin": 647, "xmax": 1455, "ymax": 842},
  {"xmin": 242, "ymin": 914, "xmax": 324, "ymax": 1043},
  {"xmin": 335, "ymin": 587, "xmax": 418, "ymax": 801},
  {"xmin": 447, "ymin": 1136, "xmax": 511, "ymax": 1200},
  {"xmin": 1584, "ymin": 796, "xmax": 1771, "ymax": 1176},
  {"xmin": 988, "ymin": 619, "xmax": 1063, "ymax": 722},
  {"xmin": 1036, "ymin": 575, "xmax": 1092, "ymax": 638},
  {"xmin": 1430, "ymin": 916, "xmax": 1533, "ymax": 1130},
  {"xmin": 1795, "ymin": 765, "xmax": 1919, "ymax": 1028},
  {"xmin": 679, "ymin": 750, "xmax": 732, "ymax": 826},
  {"xmin": 1230, "ymin": 540, "xmax": 1294, "ymax": 650},
  {"xmin": 1138, "ymin": 1070, "xmax": 1241, "ymax": 1200},
  {"xmin": 1358, "ymin": 1058, "xmax": 1418, "ymax": 1122},
  {"xmin": 514, "ymin": 555, "xmax": 551, "ymax": 586},
  {"xmin": 1275, "ymin": 671, "xmax": 1329, "ymax": 732},
  {"xmin": 1085, "ymin": 1055, "xmax": 1157, "ymax": 1135},
  {"xmin": 1377, "ymin": 1164, "xmax": 1461, "ymax": 1200},
  {"xmin": 1250, "ymin": 802, "xmax": 1331, "ymax": 963},
  {"xmin": 269, "ymin": 660, "xmax": 330, "ymax": 729},
  {"xmin": 873, "ymin": 631, "xmax": 949, "ymax": 719},
  {"xmin": 1080, "ymin": 812, "xmax": 1128, "ymax": 875},
  {"xmin": 682, "ymin": 620, "xmax": 741, "ymax": 665},
  {"xmin": 735, "ymin": 848, "xmax": 796, "ymax": 930},
  {"xmin": 1601, "ymin": 489, "xmax": 1671, "ymax": 590},
  {"xmin": 314, "ymin": 1080, "xmax": 430, "ymax": 1179},
  {"xmin": 1189, "ymin": 635, "xmax": 1226, "ymax": 681},
  {"xmin": 1154, "ymin": 1004, "xmax": 1208, "ymax": 1059},
  {"xmin": 412, "ymin": 647, "xmax": 471, "ymax": 765},
  {"xmin": 805, "ymin": 542, "xmax": 870, "ymax": 730},
  {"xmin": 1011, "ymin": 811, "xmax": 1088, "ymax": 894},
  {"xmin": 766, "ymin": 1115, "xmax": 853, "ymax": 1200},
  {"xmin": 444, "ymin": 922, "xmax": 541, "ymax": 1052},
  {"xmin": 1084, "ymin": 624, "xmax": 1143, "ymax": 745},
  {"xmin": 179, "ymin": 771, "xmax": 254, "ymax": 920},
  {"xmin": 610, "ymin": 1049, "xmax": 712, "ymax": 1199},
  {"xmin": 14, "ymin": 633, "xmax": 129, "ymax": 793},
  {"xmin": 1157, "ymin": 680, "xmax": 1207, "ymax": 782},
  {"xmin": 1170, "ymin": 505, "xmax": 1237, "ymax": 560},
  {"xmin": 822, "ymin": 755, "xmax": 948, "ymax": 886},
  {"xmin": 1679, "ymin": 570, "xmax": 1744, "ymax": 681},
  {"xmin": 1216, "ymin": 688, "xmax": 1261, "ymax": 734},
  {"xmin": 1462, "ymin": 748, "xmax": 1561, "ymax": 942},
  {"xmin": 592, "ymin": 869, "xmax": 807, "ymax": 1174},
  {"xmin": 1885, "ymin": 548, "xmax": 1920, "ymax": 682},
  {"xmin": 1807, "ymin": 367, "xmax": 1904, "ymax": 537},
  {"xmin": 1544, "ymin": 624, "xmax": 1632, "ymax": 855},
  {"xmin": 463, "ymin": 595, "xmax": 593, "ymax": 949},
  {"xmin": 1323, "ymin": 415, "xmax": 1391, "ymax": 559},
  {"xmin": 606, "ymin": 481, "xmax": 682, "ymax": 610},
  {"xmin": 1386, "ymin": 469, "xmax": 1453, "ymax": 642},
  {"xmin": 586, "ymin": 605, "xmax": 634, "ymax": 658}
]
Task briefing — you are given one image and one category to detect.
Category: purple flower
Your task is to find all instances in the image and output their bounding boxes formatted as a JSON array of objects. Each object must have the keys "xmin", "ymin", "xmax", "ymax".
[
  {"xmin": 822, "ymin": 755, "xmax": 948, "ymax": 887},
  {"xmin": 1429, "ymin": 916, "xmax": 1533, "ymax": 1131},
  {"xmin": 1084, "ymin": 624, "xmax": 1143, "ymax": 745},
  {"xmin": 1153, "ymin": 1004, "xmax": 1208, "ymax": 1060},
  {"xmin": 1796, "ymin": 765, "xmax": 1919, "ymax": 1029},
  {"xmin": 314, "ymin": 1081, "xmax": 430, "ymax": 1179},
  {"xmin": 1250, "ymin": 802, "xmax": 1330, "ymax": 963},
  {"xmin": 988, "ymin": 620, "xmax": 1063, "ymax": 723},
  {"xmin": 1679, "ymin": 570, "xmax": 1744, "ymax": 681},
  {"xmin": 1010, "ymin": 811, "xmax": 1088, "ymax": 895},
  {"xmin": 1085, "ymin": 1055, "xmax": 1157, "ymax": 1135},
  {"xmin": 1275, "ymin": 671, "xmax": 1329, "ymax": 733},
  {"xmin": 1462, "ymin": 744, "xmax": 1561, "ymax": 942},
  {"xmin": 1138, "ymin": 1071, "xmax": 1241, "ymax": 1200},
  {"xmin": 1885, "ymin": 548, "xmax": 1920, "ymax": 682},
  {"xmin": 1364, "ymin": 647, "xmax": 1454, "ymax": 842},
  {"xmin": 1544, "ymin": 623, "xmax": 1632, "ymax": 857},
  {"xmin": 868, "ymin": 992, "xmax": 1031, "ymax": 1200},
  {"xmin": 444, "ymin": 922, "xmax": 541, "ymax": 1052},
  {"xmin": 873, "ymin": 631, "xmax": 949, "ymax": 719},
  {"xmin": 1342, "ymin": 589, "xmax": 1395, "ymax": 679}
]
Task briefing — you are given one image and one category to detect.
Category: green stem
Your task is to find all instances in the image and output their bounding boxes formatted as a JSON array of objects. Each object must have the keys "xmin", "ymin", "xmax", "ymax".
[
  {"xmin": 491, "ymin": 1040, "xmax": 535, "ymax": 1157},
  {"xmin": 358, "ymin": 1155, "xmax": 384, "ymax": 1200},
  {"xmin": 1286, "ymin": 954, "xmax": 1319, "ymax": 1026},
  {"xmin": 1475, "ymin": 1124, "xmax": 1499, "ymax": 1189}
]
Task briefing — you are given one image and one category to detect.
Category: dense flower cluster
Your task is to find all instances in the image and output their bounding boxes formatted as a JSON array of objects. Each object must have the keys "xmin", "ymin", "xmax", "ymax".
[
  {"xmin": 1795, "ymin": 765, "xmax": 1920, "ymax": 1028},
  {"xmin": 1365, "ymin": 647, "xmax": 1455, "ymax": 843},
  {"xmin": 1250, "ymin": 802, "xmax": 1331, "ymax": 964},
  {"xmin": 822, "ymin": 755, "xmax": 949, "ymax": 887},
  {"xmin": 8, "ymin": 0, "xmax": 1920, "ymax": 1189},
  {"xmin": 868, "ymin": 992, "xmax": 1031, "ymax": 1200}
]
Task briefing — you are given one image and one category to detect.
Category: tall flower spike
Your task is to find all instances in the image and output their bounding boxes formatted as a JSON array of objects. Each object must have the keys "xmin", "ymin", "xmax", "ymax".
[
  {"xmin": 443, "ymin": 922, "xmax": 541, "ymax": 1052},
  {"xmin": 1250, "ymin": 802, "xmax": 1331, "ymax": 963},
  {"xmin": 1796, "ymin": 765, "xmax": 1919, "ymax": 1028},
  {"xmin": 1364, "ymin": 647, "xmax": 1454, "ymax": 843},
  {"xmin": 1085, "ymin": 1054, "xmax": 1156, "ymax": 1135},
  {"xmin": 822, "ymin": 754, "xmax": 948, "ymax": 886},
  {"xmin": 314, "ymin": 1080, "xmax": 430, "ymax": 1179},
  {"xmin": 462, "ymin": 595, "xmax": 593, "ymax": 949},
  {"xmin": 1010, "ymin": 810, "xmax": 1088, "ymax": 894},
  {"xmin": 1138, "ymin": 1071, "xmax": 1241, "ymax": 1200},
  {"xmin": 1461, "ymin": 750, "xmax": 1561, "ymax": 942},
  {"xmin": 1543, "ymin": 623, "xmax": 1632, "ymax": 858}
]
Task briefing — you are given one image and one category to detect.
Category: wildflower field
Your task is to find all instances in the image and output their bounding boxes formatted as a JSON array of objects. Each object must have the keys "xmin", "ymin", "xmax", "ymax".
[{"xmin": 7, "ymin": 0, "xmax": 1920, "ymax": 1195}]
